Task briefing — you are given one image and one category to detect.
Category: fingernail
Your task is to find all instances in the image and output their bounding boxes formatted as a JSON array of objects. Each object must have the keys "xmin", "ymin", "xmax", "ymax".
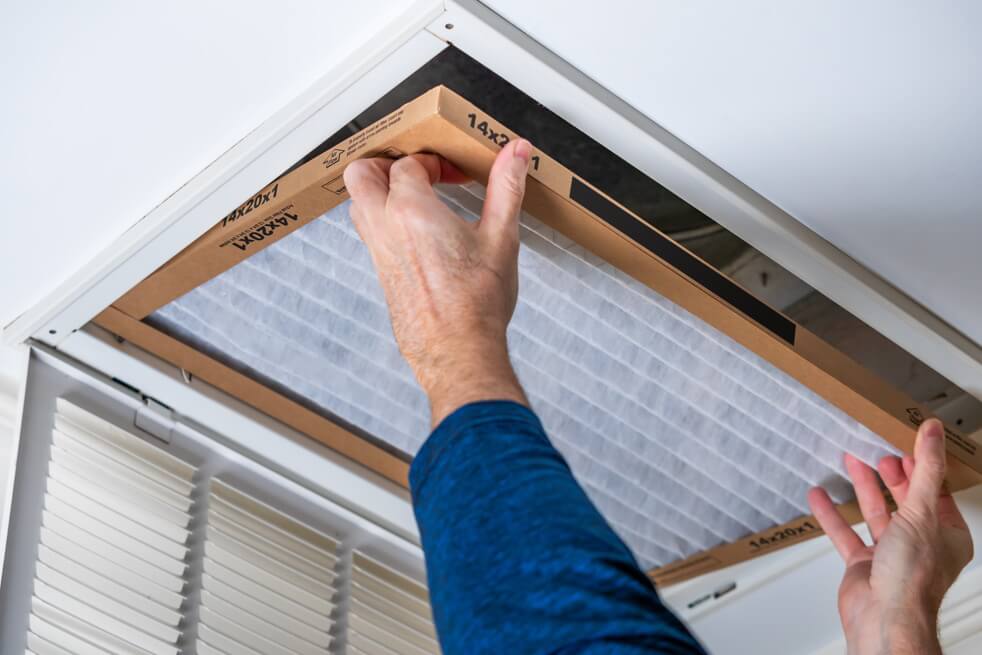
[
  {"xmin": 923, "ymin": 418, "xmax": 943, "ymax": 439},
  {"xmin": 513, "ymin": 139, "xmax": 532, "ymax": 163}
]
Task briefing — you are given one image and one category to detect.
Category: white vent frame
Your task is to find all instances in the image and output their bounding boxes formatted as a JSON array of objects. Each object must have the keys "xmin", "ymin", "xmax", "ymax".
[{"xmin": 0, "ymin": 344, "xmax": 438, "ymax": 654}]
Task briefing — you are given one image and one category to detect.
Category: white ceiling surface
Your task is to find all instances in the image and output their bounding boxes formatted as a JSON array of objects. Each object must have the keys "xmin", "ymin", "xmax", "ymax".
[
  {"xmin": 0, "ymin": 0, "xmax": 417, "ymax": 329},
  {"xmin": 484, "ymin": 0, "xmax": 982, "ymax": 349}
]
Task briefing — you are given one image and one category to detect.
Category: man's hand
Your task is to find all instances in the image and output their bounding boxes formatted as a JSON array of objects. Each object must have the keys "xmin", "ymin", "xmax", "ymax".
[
  {"xmin": 808, "ymin": 419, "xmax": 974, "ymax": 654},
  {"xmin": 343, "ymin": 139, "xmax": 533, "ymax": 426}
]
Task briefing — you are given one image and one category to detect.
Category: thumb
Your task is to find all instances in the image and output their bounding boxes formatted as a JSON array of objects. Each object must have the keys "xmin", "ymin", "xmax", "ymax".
[
  {"xmin": 906, "ymin": 418, "xmax": 947, "ymax": 515},
  {"xmin": 480, "ymin": 139, "xmax": 531, "ymax": 246}
]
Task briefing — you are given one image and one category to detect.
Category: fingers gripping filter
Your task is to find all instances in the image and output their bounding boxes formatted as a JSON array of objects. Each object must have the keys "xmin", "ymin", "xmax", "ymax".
[{"xmin": 149, "ymin": 187, "xmax": 901, "ymax": 570}]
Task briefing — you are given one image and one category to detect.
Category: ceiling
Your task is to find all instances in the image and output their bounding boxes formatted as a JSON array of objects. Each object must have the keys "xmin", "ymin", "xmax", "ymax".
[
  {"xmin": 0, "ymin": 0, "xmax": 419, "ymax": 329},
  {"xmin": 483, "ymin": 0, "xmax": 982, "ymax": 349}
]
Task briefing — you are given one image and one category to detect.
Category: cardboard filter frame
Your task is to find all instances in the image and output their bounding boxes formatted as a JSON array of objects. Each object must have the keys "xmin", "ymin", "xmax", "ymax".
[{"xmin": 94, "ymin": 86, "xmax": 981, "ymax": 587}]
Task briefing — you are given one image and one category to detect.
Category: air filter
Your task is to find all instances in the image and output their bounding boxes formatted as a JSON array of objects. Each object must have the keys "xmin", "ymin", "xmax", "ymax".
[
  {"xmin": 98, "ymin": 85, "xmax": 980, "ymax": 583},
  {"xmin": 149, "ymin": 191, "xmax": 899, "ymax": 570}
]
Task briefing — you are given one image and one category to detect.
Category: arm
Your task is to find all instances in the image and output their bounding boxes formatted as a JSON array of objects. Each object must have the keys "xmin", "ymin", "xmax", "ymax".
[
  {"xmin": 808, "ymin": 419, "xmax": 974, "ymax": 655},
  {"xmin": 344, "ymin": 140, "xmax": 706, "ymax": 654},
  {"xmin": 411, "ymin": 400, "xmax": 705, "ymax": 655}
]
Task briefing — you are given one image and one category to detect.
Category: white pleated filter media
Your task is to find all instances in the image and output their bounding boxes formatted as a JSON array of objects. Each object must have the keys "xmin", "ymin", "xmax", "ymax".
[
  {"xmin": 151, "ymin": 185, "xmax": 901, "ymax": 569},
  {"xmin": 28, "ymin": 399, "xmax": 195, "ymax": 655}
]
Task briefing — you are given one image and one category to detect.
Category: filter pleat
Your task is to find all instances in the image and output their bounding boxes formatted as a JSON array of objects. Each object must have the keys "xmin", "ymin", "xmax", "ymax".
[
  {"xmin": 516, "ymin": 260, "xmax": 844, "ymax": 483},
  {"xmin": 191, "ymin": 281, "xmax": 425, "ymax": 436},
  {"xmin": 152, "ymin": 197, "xmax": 903, "ymax": 568},
  {"xmin": 519, "ymin": 220, "xmax": 889, "ymax": 470},
  {"xmin": 294, "ymin": 216, "xmax": 826, "ymax": 513},
  {"xmin": 177, "ymin": 222, "xmax": 795, "ymax": 553},
  {"xmin": 252, "ymin": 226, "xmax": 796, "ymax": 535},
  {"xmin": 160, "ymin": 300, "xmax": 420, "ymax": 452}
]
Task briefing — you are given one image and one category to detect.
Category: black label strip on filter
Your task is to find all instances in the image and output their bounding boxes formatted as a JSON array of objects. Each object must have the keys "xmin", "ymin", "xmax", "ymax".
[{"xmin": 569, "ymin": 178, "xmax": 797, "ymax": 345}]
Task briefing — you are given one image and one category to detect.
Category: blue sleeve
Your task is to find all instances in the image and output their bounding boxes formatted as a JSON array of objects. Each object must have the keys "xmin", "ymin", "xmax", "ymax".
[{"xmin": 410, "ymin": 400, "xmax": 708, "ymax": 655}]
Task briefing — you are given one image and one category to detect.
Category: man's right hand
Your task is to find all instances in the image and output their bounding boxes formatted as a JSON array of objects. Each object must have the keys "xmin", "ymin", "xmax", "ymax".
[
  {"xmin": 808, "ymin": 419, "xmax": 974, "ymax": 654},
  {"xmin": 343, "ymin": 139, "xmax": 533, "ymax": 427}
]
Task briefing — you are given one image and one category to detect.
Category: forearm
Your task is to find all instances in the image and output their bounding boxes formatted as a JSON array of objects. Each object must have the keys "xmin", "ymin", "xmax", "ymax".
[
  {"xmin": 410, "ymin": 400, "xmax": 706, "ymax": 655},
  {"xmin": 882, "ymin": 630, "xmax": 941, "ymax": 655},
  {"xmin": 847, "ymin": 611, "xmax": 941, "ymax": 655},
  {"xmin": 417, "ymin": 337, "xmax": 527, "ymax": 428}
]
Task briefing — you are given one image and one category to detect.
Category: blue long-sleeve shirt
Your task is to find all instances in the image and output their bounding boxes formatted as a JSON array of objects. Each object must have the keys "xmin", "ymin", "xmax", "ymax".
[{"xmin": 410, "ymin": 400, "xmax": 708, "ymax": 655}]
